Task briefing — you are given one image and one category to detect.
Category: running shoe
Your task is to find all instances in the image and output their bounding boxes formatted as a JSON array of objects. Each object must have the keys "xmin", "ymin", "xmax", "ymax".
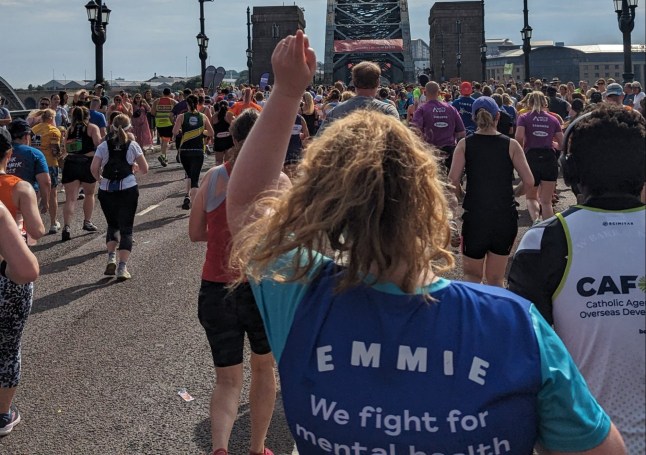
[
  {"xmin": 82, "ymin": 220, "xmax": 98, "ymax": 232},
  {"xmin": 0, "ymin": 405, "xmax": 21, "ymax": 436},
  {"xmin": 61, "ymin": 225, "xmax": 71, "ymax": 242},
  {"xmin": 157, "ymin": 155, "xmax": 168, "ymax": 167},
  {"xmin": 181, "ymin": 197, "xmax": 191, "ymax": 210},
  {"xmin": 48, "ymin": 221, "xmax": 61, "ymax": 235},
  {"xmin": 104, "ymin": 256, "xmax": 117, "ymax": 276},
  {"xmin": 449, "ymin": 221, "xmax": 461, "ymax": 248},
  {"xmin": 77, "ymin": 189, "xmax": 85, "ymax": 200},
  {"xmin": 116, "ymin": 263, "xmax": 131, "ymax": 281}
]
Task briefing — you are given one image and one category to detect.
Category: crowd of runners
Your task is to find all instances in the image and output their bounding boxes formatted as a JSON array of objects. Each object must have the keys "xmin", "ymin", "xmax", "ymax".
[{"xmin": 0, "ymin": 30, "xmax": 644, "ymax": 455}]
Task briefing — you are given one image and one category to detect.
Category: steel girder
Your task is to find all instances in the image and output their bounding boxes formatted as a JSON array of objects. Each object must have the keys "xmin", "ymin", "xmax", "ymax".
[{"xmin": 324, "ymin": 0, "xmax": 415, "ymax": 84}]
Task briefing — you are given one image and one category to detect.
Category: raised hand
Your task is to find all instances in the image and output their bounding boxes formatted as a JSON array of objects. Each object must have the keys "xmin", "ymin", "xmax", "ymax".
[{"xmin": 271, "ymin": 30, "xmax": 316, "ymax": 100}]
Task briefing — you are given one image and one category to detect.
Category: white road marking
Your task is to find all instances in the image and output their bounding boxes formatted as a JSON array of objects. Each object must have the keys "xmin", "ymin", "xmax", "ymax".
[{"xmin": 135, "ymin": 204, "xmax": 160, "ymax": 217}]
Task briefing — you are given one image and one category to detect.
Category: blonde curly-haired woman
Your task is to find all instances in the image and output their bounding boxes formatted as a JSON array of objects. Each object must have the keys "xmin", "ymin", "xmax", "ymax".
[{"xmin": 227, "ymin": 31, "xmax": 626, "ymax": 454}]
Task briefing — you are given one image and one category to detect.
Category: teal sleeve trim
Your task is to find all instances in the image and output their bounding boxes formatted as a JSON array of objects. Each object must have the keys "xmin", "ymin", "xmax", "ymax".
[
  {"xmin": 531, "ymin": 305, "xmax": 611, "ymax": 451},
  {"xmin": 249, "ymin": 251, "xmax": 331, "ymax": 364}
]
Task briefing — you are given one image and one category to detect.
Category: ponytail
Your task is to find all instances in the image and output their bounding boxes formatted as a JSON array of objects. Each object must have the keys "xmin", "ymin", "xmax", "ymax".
[
  {"xmin": 475, "ymin": 109, "xmax": 495, "ymax": 130},
  {"xmin": 110, "ymin": 114, "xmax": 131, "ymax": 146}
]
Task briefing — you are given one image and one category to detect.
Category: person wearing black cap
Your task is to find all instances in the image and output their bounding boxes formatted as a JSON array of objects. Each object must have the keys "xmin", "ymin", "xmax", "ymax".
[
  {"xmin": 509, "ymin": 105, "xmax": 645, "ymax": 454},
  {"xmin": 6, "ymin": 119, "xmax": 51, "ymax": 215},
  {"xmin": 448, "ymin": 96, "xmax": 533, "ymax": 286},
  {"xmin": 546, "ymin": 85, "xmax": 569, "ymax": 120}
]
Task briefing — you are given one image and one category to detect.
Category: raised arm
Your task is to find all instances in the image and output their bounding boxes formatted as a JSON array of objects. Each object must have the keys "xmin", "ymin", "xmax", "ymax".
[{"xmin": 226, "ymin": 31, "xmax": 315, "ymax": 232}]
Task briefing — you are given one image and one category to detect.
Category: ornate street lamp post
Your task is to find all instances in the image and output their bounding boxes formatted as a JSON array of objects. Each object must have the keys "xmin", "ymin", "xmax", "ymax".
[
  {"xmin": 521, "ymin": 0, "xmax": 532, "ymax": 82},
  {"xmin": 85, "ymin": 0, "xmax": 111, "ymax": 85},
  {"xmin": 196, "ymin": 33, "xmax": 209, "ymax": 86},
  {"xmin": 456, "ymin": 20, "xmax": 462, "ymax": 80},
  {"xmin": 480, "ymin": 43, "xmax": 488, "ymax": 82},
  {"xmin": 247, "ymin": 6, "xmax": 253, "ymax": 85},
  {"xmin": 440, "ymin": 32, "xmax": 445, "ymax": 82},
  {"xmin": 198, "ymin": 0, "xmax": 213, "ymax": 87},
  {"xmin": 613, "ymin": 0, "xmax": 638, "ymax": 83},
  {"xmin": 481, "ymin": 0, "xmax": 487, "ymax": 82}
]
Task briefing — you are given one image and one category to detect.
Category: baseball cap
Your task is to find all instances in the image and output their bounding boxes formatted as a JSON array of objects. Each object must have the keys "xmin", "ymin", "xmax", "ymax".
[
  {"xmin": 605, "ymin": 83, "xmax": 623, "ymax": 97},
  {"xmin": 7, "ymin": 118, "xmax": 32, "ymax": 140},
  {"xmin": 471, "ymin": 96, "xmax": 500, "ymax": 120},
  {"xmin": 460, "ymin": 81, "xmax": 473, "ymax": 96},
  {"xmin": 0, "ymin": 128, "xmax": 12, "ymax": 153}
]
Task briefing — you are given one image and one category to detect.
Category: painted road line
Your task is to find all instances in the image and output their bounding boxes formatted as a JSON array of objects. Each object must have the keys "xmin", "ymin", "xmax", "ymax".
[{"xmin": 135, "ymin": 204, "xmax": 160, "ymax": 217}]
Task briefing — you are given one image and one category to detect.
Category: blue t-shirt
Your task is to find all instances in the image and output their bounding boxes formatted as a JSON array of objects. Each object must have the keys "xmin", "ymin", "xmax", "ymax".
[
  {"xmin": 89, "ymin": 110, "xmax": 107, "ymax": 129},
  {"xmin": 250, "ymin": 253, "xmax": 611, "ymax": 453},
  {"xmin": 6, "ymin": 142, "xmax": 48, "ymax": 190},
  {"xmin": 452, "ymin": 96, "xmax": 476, "ymax": 133}
]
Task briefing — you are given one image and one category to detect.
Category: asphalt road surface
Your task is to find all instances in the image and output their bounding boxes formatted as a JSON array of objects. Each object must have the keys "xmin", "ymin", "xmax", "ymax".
[{"xmin": 0, "ymin": 149, "xmax": 577, "ymax": 455}]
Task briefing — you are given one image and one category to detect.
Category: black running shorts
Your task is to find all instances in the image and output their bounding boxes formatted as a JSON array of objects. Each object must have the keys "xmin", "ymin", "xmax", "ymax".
[
  {"xmin": 526, "ymin": 148, "xmax": 558, "ymax": 186},
  {"xmin": 156, "ymin": 126, "xmax": 173, "ymax": 140},
  {"xmin": 197, "ymin": 280, "xmax": 271, "ymax": 368},
  {"xmin": 461, "ymin": 209, "xmax": 518, "ymax": 260},
  {"xmin": 61, "ymin": 155, "xmax": 96, "ymax": 184}
]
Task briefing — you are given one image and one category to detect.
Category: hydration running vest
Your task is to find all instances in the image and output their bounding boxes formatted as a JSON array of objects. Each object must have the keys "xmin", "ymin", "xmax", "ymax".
[{"xmin": 102, "ymin": 140, "xmax": 133, "ymax": 182}]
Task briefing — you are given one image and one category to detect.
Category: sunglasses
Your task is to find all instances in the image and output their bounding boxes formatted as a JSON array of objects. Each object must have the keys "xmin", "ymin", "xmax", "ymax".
[{"xmin": 40, "ymin": 103, "xmax": 50, "ymax": 107}]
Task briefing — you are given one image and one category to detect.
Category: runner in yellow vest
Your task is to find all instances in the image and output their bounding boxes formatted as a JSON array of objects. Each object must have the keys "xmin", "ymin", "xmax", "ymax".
[{"xmin": 151, "ymin": 88, "xmax": 177, "ymax": 167}]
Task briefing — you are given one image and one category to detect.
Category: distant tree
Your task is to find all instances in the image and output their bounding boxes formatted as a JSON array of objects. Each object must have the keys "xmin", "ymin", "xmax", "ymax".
[
  {"xmin": 235, "ymin": 70, "xmax": 249, "ymax": 86},
  {"xmin": 138, "ymin": 83, "xmax": 152, "ymax": 92},
  {"xmin": 27, "ymin": 84, "xmax": 34, "ymax": 90}
]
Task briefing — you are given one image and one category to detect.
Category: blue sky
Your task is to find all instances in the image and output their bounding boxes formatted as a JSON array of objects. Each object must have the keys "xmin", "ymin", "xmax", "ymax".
[{"xmin": 0, "ymin": 0, "xmax": 644, "ymax": 88}]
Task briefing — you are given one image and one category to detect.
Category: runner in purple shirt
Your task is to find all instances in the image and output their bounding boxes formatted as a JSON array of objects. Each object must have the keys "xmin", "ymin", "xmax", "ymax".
[
  {"xmin": 411, "ymin": 81, "xmax": 465, "ymax": 172},
  {"xmin": 515, "ymin": 91, "xmax": 564, "ymax": 224}
]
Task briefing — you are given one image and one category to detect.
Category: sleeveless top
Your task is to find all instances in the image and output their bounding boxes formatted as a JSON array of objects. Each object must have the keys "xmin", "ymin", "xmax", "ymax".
[
  {"xmin": 212, "ymin": 119, "xmax": 233, "ymax": 152},
  {"xmin": 179, "ymin": 112, "xmax": 205, "ymax": 152},
  {"xmin": 102, "ymin": 140, "xmax": 133, "ymax": 182},
  {"xmin": 286, "ymin": 115, "xmax": 304, "ymax": 157},
  {"xmin": 202, "ymin": 162, "xmax": 236, "ymax": 283},
  {"xmin": 551, "ymin": 206, "xmax": 646, "ymax": 454},
  {"xmin": 0, "ymin": 174, "xmax": 21, "ymax": 220},
  {"xmin": 66, "ymin": 123, "xmax": 95, "ymax": 155},
  {"xmin": 463, "ymin": 134, "xmax": 515, "ymax": 214},
  {"xmin": 155, "ymin": 97, "xmax": 173, "ymax": 127}
]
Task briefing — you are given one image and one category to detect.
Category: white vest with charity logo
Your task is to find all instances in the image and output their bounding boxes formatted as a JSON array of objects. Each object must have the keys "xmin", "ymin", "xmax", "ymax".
[{"xmin": 552, "ymin": 206, "xmax": 645, "ymax": 454}]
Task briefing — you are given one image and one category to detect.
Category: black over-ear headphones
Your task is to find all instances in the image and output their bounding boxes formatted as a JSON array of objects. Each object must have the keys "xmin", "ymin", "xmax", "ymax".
[{"xmin": 561, "ymin": 111, "xmax": 594, "ymax": 186}]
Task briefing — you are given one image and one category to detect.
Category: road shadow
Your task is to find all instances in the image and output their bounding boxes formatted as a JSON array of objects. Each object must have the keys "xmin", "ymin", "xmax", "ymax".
[
  {"xmin": 138, "ymin": 179, "xmax": 179, "ymax": 190},
  {"xmin": 32, "ymin": 277, "xmax": 118, "ymax": 314},
  {"xmin": 134, "ymin": 214, "xmax": 186, "ymax": 233},
  {"xmin": 30, "ymin": 231, "xmax": 97, "ymax": 253},
  {"xmin": 39, "ymin": 250, "xmax": 103, "ymax": 275},
  {"xmin": 192, "ymin": 394, "xmax": 295, "ymax": 455}
]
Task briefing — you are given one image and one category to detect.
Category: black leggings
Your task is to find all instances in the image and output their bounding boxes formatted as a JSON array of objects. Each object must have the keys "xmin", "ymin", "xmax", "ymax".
[
  {"xmin": 180, "ymin": 149, "xmax": 205, "ymax": 188},
  {"xmin": 97, "ymin": 186, "xmax": 139, "ymax": 251}
]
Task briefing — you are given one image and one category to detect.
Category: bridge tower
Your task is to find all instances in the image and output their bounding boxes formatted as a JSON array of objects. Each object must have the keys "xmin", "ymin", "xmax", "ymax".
[{"xmin": 324, "ymin": 0, "xmax": 415, "ymax": 85}]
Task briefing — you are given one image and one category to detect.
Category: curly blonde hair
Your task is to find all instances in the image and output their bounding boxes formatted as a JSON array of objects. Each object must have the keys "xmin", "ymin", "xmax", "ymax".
[{"xmin": 231, "ymin": 110, "xmax": 454, "ymax": 295}]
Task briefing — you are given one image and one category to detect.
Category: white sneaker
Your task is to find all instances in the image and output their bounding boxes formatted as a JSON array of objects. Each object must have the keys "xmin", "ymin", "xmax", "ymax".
[{"xmin": 48, "ymin": 221, "xmax": 61, "ymax": 235}]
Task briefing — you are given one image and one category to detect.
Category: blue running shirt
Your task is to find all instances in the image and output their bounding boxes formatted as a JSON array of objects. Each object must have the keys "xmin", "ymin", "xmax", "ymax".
[{"xmin": 250, "ymin": 252, "xmax": 611, "ymax": 453}]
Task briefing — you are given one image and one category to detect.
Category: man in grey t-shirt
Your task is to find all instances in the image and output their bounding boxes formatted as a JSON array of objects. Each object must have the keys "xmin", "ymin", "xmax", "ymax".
[{"xmin": 318, "ymin": 62, "xmax": 399, "ymax": 133}]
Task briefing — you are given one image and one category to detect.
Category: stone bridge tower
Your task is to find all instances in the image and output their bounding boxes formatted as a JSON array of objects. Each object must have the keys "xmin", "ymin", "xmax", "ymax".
[{"xmin": 324, "ymin": 0, "xmax": 415, "ymax": 85}]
